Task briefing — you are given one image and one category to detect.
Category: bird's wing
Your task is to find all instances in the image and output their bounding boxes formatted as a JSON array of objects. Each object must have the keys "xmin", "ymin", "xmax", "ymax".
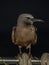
[{"xmin": 12, "ymin": 26, "xmax": 16, "ymax": 44}]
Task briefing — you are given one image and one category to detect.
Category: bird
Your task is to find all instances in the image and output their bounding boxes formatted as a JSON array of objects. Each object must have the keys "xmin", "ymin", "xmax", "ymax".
[{"xmin": 11, "ymin": 13, "xmax": 44, "ymax": 54}]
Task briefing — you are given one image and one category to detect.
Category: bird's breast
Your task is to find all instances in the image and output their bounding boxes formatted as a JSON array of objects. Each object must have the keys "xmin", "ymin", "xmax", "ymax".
[{"xmin": 15, "ymin": 27, "xmax": 36, "ymax": 47}]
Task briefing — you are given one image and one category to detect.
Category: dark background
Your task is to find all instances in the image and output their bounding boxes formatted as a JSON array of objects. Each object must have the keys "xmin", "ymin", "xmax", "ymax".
[{"xmin": 0, "ymin": 0, "xmax": 49, "ymax": 58}]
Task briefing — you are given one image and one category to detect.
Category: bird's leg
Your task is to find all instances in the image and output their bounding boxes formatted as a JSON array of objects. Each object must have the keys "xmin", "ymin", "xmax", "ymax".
[
  {"xmin": 26, "ymin": 44, "xmax": 31, "ymax": 55},
  {"xmin": 29, "ymin": 45, "xmax": 31, "ymax": 55},
  {"xmin": 19, "ymin": 46, "xmax": 22, "ymax": 54}
]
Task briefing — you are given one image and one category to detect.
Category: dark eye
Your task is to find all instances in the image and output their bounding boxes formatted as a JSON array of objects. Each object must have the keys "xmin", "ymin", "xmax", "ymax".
[{"xmin": 27, "ymin": 17, "xmax": 30, "ymax": 19}]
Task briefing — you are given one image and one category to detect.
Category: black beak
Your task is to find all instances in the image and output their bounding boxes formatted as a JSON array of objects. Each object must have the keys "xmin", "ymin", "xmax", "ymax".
[{"xmin": 32, "ymin": 18, "xmax": 44, "ymax": 24}]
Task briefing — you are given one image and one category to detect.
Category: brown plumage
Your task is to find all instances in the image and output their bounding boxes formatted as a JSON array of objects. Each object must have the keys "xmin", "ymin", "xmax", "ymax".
[{"xmin": 15, "ymin": 24, "xmax": 37, "ymax": 47}]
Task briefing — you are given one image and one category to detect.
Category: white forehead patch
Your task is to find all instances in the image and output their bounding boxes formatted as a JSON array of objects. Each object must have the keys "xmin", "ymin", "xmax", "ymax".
[{"xmin": 19, "ymin": 13, "xmax": 34, "ymax": 19}]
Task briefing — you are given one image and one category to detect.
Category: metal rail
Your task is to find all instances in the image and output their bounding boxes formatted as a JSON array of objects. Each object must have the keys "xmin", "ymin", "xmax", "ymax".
[{"xmin": 0, "ymin": 59, "xmax": 47, "ymax": 64}]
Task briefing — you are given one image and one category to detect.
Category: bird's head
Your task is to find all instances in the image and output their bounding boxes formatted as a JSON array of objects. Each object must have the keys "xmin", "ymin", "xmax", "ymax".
[{"xmin": 17, "ymin": 13, "xmax": 44, "ymax": 27}]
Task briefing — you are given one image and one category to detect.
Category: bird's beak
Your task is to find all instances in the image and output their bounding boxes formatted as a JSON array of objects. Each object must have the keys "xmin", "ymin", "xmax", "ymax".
[{"xmin": 32, "ymin": 18, "xmax": 44, "ymax": 24}]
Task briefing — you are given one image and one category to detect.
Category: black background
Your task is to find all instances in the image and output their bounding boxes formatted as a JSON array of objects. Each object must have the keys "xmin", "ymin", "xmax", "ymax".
[{"xmin": 0, "ymin": 0, "xmax": 49, "ymax": 58}]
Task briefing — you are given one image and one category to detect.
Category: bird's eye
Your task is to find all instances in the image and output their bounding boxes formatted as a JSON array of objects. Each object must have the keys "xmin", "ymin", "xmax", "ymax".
[{"xmin": 27, "ymin": 17, "xmax": 30, "ymax": 19}]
